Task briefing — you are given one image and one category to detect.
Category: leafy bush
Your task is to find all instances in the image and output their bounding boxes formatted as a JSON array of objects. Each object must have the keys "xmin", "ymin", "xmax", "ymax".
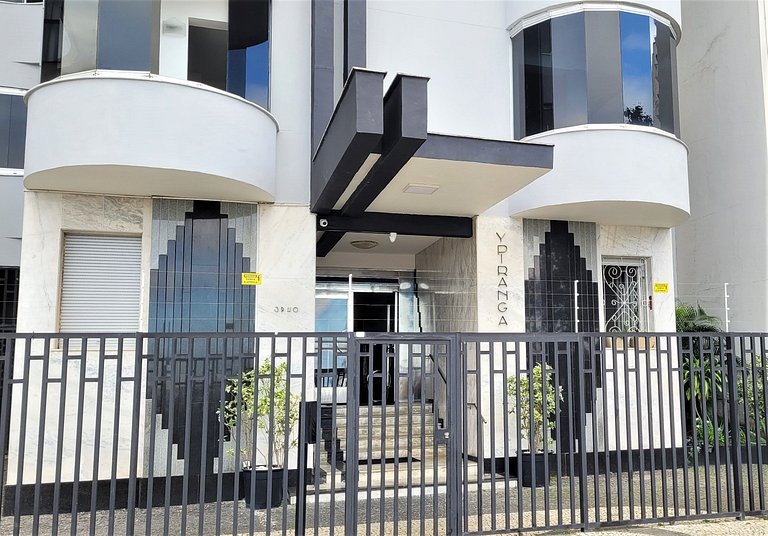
[
  {"xmin": 223, "ymin": 361, "xmax": 300, "ymax": 469},
  {"xmin": 507, "ymin": 363, "xmax": 563, "ymax": 453}
]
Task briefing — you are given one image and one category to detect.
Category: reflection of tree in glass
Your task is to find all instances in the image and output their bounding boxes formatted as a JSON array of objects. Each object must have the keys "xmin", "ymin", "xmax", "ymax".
[{"xmin": 624, "ymin": 104, "xmax": 654, "ymax": 126}]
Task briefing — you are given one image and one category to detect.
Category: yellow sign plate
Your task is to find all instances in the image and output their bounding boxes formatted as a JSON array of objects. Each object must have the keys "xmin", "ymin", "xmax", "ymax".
[
  {"xmin": 241, "ymin": 273, "xmax": 263, "ymax": 286},
  {"xmin": 653, "ymin": 282, "xmax": 669, "ymax": 294}
]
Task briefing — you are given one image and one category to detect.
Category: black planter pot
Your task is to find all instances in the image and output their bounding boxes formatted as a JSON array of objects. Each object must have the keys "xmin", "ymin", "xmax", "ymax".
[
  {"xmin": 241, "ymin": 467, "xmax": 285, "ymax": 508},
  {"xmin": 521, "ymin": 451, "xmax": 547, "ymax": 487}
]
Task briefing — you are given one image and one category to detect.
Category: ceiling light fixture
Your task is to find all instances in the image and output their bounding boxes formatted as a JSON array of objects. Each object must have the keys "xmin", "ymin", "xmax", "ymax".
[
  {"xmin": 350, "ymin": 240, "xmax": 379, "ymax": 250},
  {"xmin": 403, "ymin": 183, "xmax": 440, "ymax": 195}
]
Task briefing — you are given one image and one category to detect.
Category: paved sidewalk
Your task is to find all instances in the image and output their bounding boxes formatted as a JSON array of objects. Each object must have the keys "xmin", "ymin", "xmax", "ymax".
[{"xmin": 553, "ymin": 517, "xmax": 768, "ymax": 535}]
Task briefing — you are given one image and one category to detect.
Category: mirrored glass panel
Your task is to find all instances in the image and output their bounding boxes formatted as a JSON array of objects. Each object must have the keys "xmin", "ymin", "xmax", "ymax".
[
  {"xmin": 620, "ymin": 13, "xmax": 654, "ymax": 126},
  {"xmin": 227, "ymin": 0, "xmax": 270, "ymax": 108},
  {"xmin": 513, "ymin": 11, "xmax": 677, "ymax": 137},
  {"xmin": 0, "ymin": 94, "xmax": 27, "ymax": 170}
]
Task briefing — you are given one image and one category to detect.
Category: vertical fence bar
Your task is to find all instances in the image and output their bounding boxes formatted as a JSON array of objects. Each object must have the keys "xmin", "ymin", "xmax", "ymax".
[
  {"xmin": 345, "ymin": 334, "xmax": 360, "ymax": 536},
  {"xmin": 163, "ymin": 341, "xmax": 176, "ymax": 536},
  {"xmin": 295, "ymin": 336, "xmax": 309, "ymax": 536},
  {"xmin": 726, "ymin": 335, "xmax": 744, "ymax": 518},
  {"xmin": 587, "ymin": 337, "xmax": 600, "ymax": 527},
  {"xmin": 31, "ymin": 336, "xmax": 52, "ymax": 536},
  {"xmin": 197, "ymin": 341, "xmax": 211, "ymax": 536},
  {"xmin": 126, "ymin": 335, "xmax": 144, "ymax": 536},
  {"xmin": 643, "ymin": 334, "xmax": 655, "ymax": 519},
  {"xmin": 600, "ymin": 335, "xmax": 612, "ymax": 523},
  {"xmin": 576, "ymin": 338, "xmax": 590, "ymax": 530},
  {"xmin": 108, "ymin": 337, "xmax": 126, "ymax": 534},
  {"xmin": 146, "ymin": 336, "xmax": 160, "ymax": 536},
  {"xmin": 63, "ymin": 337, "xmax": 87, "ymax": 533},
  {"xmin": 758, "ymin": 336, "xmax": 768, "ymax": 512},
  {"xmin": 664, "ymin": 335, "xmax": 680, "ymax": 518},
  {"xmin": 489, "ymin": 342, "xmax": 498, "ymax": 532},
  {"xmin": 501, "ymin": 340, "xmax": 512, "ymax": 531},
  {"xmin": 650, "ymin": 336, "xmax": 668, "ymax": 520},
  {"xmin": 406, "ymin": 343, "xmax": 414, "ymax": 536},
  {"xmin": 0, "ymin": 336, "xmax": 13, "ymax": 527},
  {"xmin": 179, "ymin": 341, "xmax": 195, "ymax": 536},
  {"xmin": 54, "ymin": 336, "xmax": 76, "ymax": 535},
  {"xmin": 447, "ymin": 335, "xmax": 460, "ymax": 536},
  {"xmin": 13, "ymin": 336, "xmax": 34, "ymax": 535}
]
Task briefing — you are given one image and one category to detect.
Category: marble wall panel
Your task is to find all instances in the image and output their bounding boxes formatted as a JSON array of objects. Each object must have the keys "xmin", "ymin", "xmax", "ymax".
[{"xmin": 415, "ymin": 236, "xmax": 478, "ymax": 333}]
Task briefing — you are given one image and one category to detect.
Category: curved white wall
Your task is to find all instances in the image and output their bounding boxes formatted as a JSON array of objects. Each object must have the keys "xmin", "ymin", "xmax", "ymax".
[
  {"xmin": 24, "ymin": 71, "xmax": 279, "ymax": 202},
  {"xmin": 505, "ymin": 1, "xmax": 682, "ymax": 32},
  {"xmin": 506, "ymin": 126, "xmax": 689, "ymax": 227}
]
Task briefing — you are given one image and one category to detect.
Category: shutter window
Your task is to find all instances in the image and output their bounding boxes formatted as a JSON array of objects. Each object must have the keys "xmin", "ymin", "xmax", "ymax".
[{"xmin": 60, "ymin": 235, "xmax": 142, "ymax": 333}]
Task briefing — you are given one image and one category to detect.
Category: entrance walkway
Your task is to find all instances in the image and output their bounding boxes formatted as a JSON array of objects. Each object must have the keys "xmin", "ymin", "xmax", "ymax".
[{"xmin": 556, "ymin": 517, "xmax": 768, "ymax": 535}]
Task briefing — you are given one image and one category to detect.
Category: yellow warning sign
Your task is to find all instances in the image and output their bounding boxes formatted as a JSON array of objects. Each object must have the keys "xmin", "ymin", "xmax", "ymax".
[
  {"xmin": 241, "ymin": 273, "xmax": 263, "ymax": 286},
  {"xmin": 653, "ymin": 282, "xmax": 669, "ymax": 294}
]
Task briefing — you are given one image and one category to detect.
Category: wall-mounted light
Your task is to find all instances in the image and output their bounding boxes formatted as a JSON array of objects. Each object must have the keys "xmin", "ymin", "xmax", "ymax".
[{"xmin": 389, "ymin": 232, "xmax": 397, "ymax": 243}]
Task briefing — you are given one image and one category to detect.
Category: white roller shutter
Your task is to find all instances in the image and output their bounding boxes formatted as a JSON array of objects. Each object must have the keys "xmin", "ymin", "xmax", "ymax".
[{"xmin": 60, "ymin": 235, "xmax": 142, "ymax": 332}]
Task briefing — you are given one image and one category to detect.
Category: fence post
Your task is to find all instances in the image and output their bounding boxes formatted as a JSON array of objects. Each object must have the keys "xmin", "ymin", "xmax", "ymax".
[
  {"xmin": 344, "ymin": 332, "xmax": 360, "ymax": 535},
  {"xmin": 725, "ymin": 335, "xmax": 744, "ymax": 518},
  {"xmin": 447, "ymin": 333, "xmax": 461, "ymax": 535},
  {"xmin": 576, "ymin": 335, "xmax": 590, "ymax": 530}
]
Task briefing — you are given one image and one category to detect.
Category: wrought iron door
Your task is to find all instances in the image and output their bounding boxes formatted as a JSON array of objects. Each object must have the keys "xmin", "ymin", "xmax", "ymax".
[{"xmin": 602, "ymin": 259, "xmax": 649, "ymax": 332}]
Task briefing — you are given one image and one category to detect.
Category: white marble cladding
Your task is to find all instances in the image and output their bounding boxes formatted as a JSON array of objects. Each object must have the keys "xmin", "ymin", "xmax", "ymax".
[
  {"xmin": 16, "ymin": 192, "xmax": 151, "ymax": 334},
  {"xmin": 476, "ymin": 217, "xmax": 525, "ymax": 332},
  {"xmin": 415, "ymin": 236, "xmax": 478, "ymax": 332},
  {"xmin": 149, "ymin": 199, "xmax": 258, "ymax": 271},
  {"xmin": 149, "ymin": 198, "xmax": 193, "ymax": 270},
  {"xmin": 7, "ymin": 345, "xmax": 145, "ymax": 484},
  {"xmin": 462, "ymin": 337, "xmax": 684, "ymax": 460},
  {"xmin": 523, "ymin": 219, "xmax": 598, "ymax": 277},
  {"xmin": 598, "ymin": 225, "xmax": 676, "ymax": 332},
  {"xmin": 255, "ymin": 205, "xmax": 315, "ymax": 332}
]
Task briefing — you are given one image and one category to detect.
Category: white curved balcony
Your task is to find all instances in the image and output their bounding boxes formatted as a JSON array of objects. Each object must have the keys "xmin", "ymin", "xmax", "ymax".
[
  {"xmin": 505, "ymin": 1, "xmax": 681, "ymax": 34},
  {"xmin": 24, "ymin": 70, "xmax": 278, "ymax": 202},
  {"xmin": 506, "ymin": 125, "xmax": 689, "ymax": 227}
]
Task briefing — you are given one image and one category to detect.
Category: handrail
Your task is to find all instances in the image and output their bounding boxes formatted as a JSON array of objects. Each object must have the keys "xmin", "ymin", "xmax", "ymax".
[
  {"xmin": 467, "ymin": 401, "xmax": 488, "ymax": 424},
  {"xmin": 426, "ymin": 353, "xmax": 447, "ymax": 385}
]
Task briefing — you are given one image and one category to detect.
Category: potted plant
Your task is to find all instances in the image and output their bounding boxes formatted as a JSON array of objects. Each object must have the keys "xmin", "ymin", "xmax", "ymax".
[
  {"xmin": 223, "ymin": 360, "xmax": 300, "ymax": 508},
  {"xmin": 507, "ymin": 362, "xmax": 563, "ymax": 487}
]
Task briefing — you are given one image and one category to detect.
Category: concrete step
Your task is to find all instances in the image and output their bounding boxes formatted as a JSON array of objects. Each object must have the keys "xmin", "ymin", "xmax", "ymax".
[
  {"xmin": 336, "ymin": 425, "xmax": 436, "ymax": 440},
  {"xmin": 334, "ymin": 404, "xmax": 433, "ymax": 417}
]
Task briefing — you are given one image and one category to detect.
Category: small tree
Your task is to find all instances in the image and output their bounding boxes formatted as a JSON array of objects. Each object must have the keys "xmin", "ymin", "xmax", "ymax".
[
  {"xmin": 223, "ymin": 361, "xmax": 300, "ymax": 468},
  {"xmin": 507, "ymin": 363, "xmax": 563, "ymax": 453}
]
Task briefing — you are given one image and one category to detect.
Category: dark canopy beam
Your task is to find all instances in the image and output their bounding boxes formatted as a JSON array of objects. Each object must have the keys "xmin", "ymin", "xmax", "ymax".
[
  {"xmin": 311, "ymin": 68, "xmax": 385, "ymax": 214},
  {"xmin": 318, "ymin": 211, "xmax": 473, "ymax": 237},
  {"xmin": 340, "ymin": 74, "xmax": 428, "ymax": 217}
]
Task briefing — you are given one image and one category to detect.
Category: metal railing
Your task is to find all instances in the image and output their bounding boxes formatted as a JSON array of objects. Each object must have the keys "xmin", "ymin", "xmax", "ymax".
[{"xmin": 0, "ymin": 331, "xmax": 764, "ymax": 535}]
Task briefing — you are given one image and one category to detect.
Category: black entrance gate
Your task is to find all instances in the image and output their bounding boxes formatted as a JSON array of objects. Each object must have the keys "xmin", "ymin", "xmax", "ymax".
[{"xmin": 344, "ymin": 335, "xmax": 460, "ymax": 535}]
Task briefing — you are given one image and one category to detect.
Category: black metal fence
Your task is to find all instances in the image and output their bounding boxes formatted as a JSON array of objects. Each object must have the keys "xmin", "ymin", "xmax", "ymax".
[{"xmin": 0, "ymin": 332, "xmax": 764, "ymax": 535}]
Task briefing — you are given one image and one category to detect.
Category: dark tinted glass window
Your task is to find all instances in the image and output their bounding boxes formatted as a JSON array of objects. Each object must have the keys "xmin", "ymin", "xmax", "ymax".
[
  {"xmin": 188, "ymin": 24, "xmax": 228, "ymax": 91},
  {"xmin": 227, "ymin": 0, "xmax": 270, "ymax": 108},
  {"xmin": 620, "ymin": 12, "xmax": 654, "ymax": 126},
  {"xmin": 552, "ymin": 13, "xmax": 587, "ymax": 129},
  {"xmin": 514, "ymin": 11, "xmax": 677, "ymax": 137},
  {"xmin": 523, "ymin": 20, "xmax": 553, "ymax": 137},
  {"xmin": 0, "ymin": 95, "xmax": 27, "ymax": 170},
  {"xmin": 96, "ymin": 0, "xmax": 156, "ymax": 72},
  {"xmin": 41, "ymin": 0, "xmax": 64, "ymax": 82}
]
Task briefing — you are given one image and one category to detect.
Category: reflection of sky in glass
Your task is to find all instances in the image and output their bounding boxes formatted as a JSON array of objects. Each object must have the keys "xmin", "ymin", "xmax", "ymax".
[
  {"xmin": 245, "ymin": 41, "xmax": 269, "ymax": 108},
  {"xmin": 316, "ymin": 298, "xmax": 347, "ymax": 332},
  {"xmin": 620, "ymin": 13, "xmax": 653, "ymax": 121}
]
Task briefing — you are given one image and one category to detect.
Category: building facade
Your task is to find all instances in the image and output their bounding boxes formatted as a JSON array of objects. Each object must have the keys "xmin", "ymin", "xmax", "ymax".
[
  {"xmin": 0, "ymin": 0, "xmax": 689, "ymax": 341},
  {"xmin": 675, "ymin": 0, "xmax": 768, "ymax": 331}
]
